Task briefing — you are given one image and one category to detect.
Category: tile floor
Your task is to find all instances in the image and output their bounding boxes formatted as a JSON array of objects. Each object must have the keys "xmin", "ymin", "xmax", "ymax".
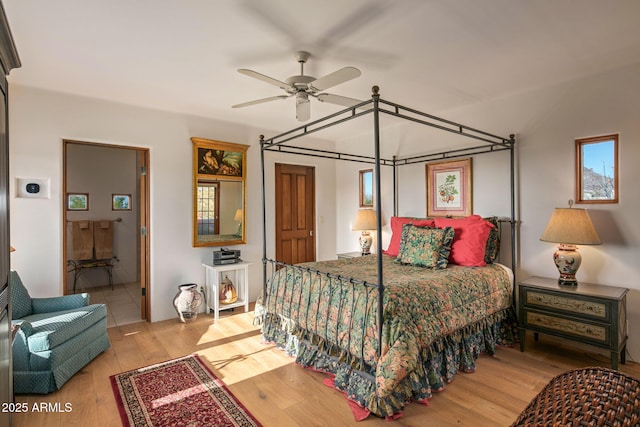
[{"xmin": 81, "ymin": 282, "xmax": 143, "ymax": 328}]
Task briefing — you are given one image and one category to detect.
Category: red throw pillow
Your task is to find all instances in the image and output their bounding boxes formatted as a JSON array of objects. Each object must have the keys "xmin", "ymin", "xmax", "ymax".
[
  {"xmin": 384, "ymin": 216, "xmax": 435, "ymax": 257},
  {"xmin": 433, "ymin": 215, "xmax": 495, "ymax": 266}
]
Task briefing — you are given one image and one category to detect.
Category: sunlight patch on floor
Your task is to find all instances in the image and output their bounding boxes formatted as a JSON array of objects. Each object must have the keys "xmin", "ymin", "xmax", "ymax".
[{"xmin": 194, "ymin": 312, "xmax": 295, "ymax": 385}]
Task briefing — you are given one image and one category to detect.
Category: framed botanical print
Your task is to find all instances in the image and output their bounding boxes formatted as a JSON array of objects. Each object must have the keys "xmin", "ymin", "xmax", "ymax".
[{"xmin": 426, "ymin": 158, "xmax": 472, "ymax": 217}]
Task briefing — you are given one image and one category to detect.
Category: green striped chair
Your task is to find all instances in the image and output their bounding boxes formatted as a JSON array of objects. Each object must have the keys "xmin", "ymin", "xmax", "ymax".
[{"xmin": 10, "ymin": 271, "xmax": 110, "ymax": 394}]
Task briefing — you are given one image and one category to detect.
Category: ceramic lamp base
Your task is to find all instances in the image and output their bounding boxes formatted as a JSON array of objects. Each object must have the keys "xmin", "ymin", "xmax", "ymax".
[
  {"xmin": 554, "ymin": 244, "xmax": 582, "ymax": 286},
  {"xmin": 359, "ymin": 231, "xmax": 372, "ymax": 255}
]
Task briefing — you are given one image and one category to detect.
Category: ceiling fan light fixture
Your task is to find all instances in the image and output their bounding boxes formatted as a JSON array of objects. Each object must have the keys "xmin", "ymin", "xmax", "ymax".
[
  {"xmin": 295, "ymin": 92, "xmax": 310, "ymax": 121},
  {"xmin": 296, "ymin": 92, "xmax": 309, "ymax": 104}
]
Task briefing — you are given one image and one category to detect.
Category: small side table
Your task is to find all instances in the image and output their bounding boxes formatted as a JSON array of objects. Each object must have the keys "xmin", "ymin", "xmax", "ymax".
[
  {"xmin": 337, "ymin": 251, "xmax": 368, "ymax": 260},
  {"xmin": 518, "ymin": 276, "xmax": 628, "ymax": 370},
  {"xmin": 67, "ymin": 257, "xmax": 118, "ymax": 292},
  {"xmin": 202, "ymin": 261, "xmax": 250, "ymax": 321}
]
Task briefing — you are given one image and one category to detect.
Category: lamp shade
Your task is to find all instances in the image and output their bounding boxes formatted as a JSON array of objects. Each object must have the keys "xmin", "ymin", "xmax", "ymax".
[
  {"xmin": 352, "ymin": 209, "xmax": 377, "ymax": 231},
  {"xmin": 234, "ymin": 209, "xmax": 243, "ymax": 222},
  {"xmin": 540, "ymin": 208, "xmax": 601, "ymax": 245}
]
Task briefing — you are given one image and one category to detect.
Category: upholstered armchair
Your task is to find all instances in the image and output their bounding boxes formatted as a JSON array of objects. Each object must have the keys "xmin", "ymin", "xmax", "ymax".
[{"xmin": 10, "ymin": 271, "xmax": 110, "ymax": 394}]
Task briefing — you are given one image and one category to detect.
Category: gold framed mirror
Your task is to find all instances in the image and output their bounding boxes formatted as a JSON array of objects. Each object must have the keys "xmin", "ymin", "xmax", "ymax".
[{"xmin": 192, "ymin": 137, "xmax": 249, "ymax": 247}]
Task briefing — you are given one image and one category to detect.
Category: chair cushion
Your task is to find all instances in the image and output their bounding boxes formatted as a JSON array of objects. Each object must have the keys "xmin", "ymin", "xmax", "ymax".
[
  {"xmin": 21, "ymin": 304, "xmax": 107, "ymax": 352},
  {"xmin": 10, "ymin": 271, "xmax": 33, "ymax": 319}
]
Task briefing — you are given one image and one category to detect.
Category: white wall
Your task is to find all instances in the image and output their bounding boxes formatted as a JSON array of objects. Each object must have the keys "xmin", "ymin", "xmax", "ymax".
[
  {"xmin": 335, "ymin": 62, "xmax": 640, "ymax": 361},
  {"xmin": 8, "ymin": 85, "xmax": 336, "ymax": 322}
]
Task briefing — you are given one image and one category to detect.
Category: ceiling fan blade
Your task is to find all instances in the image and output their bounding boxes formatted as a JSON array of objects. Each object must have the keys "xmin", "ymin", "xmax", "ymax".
[
  {"xmin": 232, "ymin": 95, "xmax": 289, "ymax": 108},
  {"xmin": 238, "ymin": 69, "xmax": 293, "ymax": 91},
  {"xmin": 309, "ymin": 67, "xmax": 361, "ymax": 91},
  {"xmin": 296, "ymin": 93, "xmax": 310, "ymax": 121},
  {"xmin": 316, "ymin": 93, "xmax": 363, "ymax": 108}
]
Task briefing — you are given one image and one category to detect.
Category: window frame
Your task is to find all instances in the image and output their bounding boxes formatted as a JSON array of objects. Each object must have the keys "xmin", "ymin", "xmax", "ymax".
[{"xmin": 575, "ymin": 134, "xmax": 618, "ymax": 204}]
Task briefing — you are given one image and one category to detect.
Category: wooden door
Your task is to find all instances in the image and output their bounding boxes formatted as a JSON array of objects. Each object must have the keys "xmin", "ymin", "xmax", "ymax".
[
  {"xmin": 275, "ymin": 164, "xmax": 316, "ymax": 264},
  {"xmin": 137, "ymin": 150, "xmax": 150, "ymax": 321}
]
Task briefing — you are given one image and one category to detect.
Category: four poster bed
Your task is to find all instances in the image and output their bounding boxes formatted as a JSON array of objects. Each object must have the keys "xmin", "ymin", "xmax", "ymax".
[{"xmin": 256, "ymin": 86, "xmax": 518, "ymax": 419}]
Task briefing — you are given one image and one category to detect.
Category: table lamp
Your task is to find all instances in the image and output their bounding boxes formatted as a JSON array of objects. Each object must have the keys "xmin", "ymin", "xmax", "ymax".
[
  {"xmin": 234, "ymin": 209, "xmax": 243, "ymax": 237},
  {"xmin": 352, "ymin": 209, "xmax": 377, "ymax": 255},
  {"xmin": 539, "ymin": 201, "xmax": 601, "ymax": 285}
]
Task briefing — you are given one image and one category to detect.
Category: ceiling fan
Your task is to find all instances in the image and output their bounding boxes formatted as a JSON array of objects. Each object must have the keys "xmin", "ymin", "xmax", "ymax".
[{"xmin": 232, "ymin": 51, "xmax": 362, "ymax": 121}]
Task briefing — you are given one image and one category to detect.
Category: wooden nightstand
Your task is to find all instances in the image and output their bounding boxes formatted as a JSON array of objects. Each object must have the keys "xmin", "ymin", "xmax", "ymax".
[
  {"xmin": 518, "ymin": 276, "xmax": 628, "ymax": 369},
  {"xmin": 337, "ymin": 251, "xmax": 368, "ymax": 260}
]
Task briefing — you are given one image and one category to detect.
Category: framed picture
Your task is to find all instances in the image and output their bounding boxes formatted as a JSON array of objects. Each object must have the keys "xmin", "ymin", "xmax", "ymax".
[
  {"xmin": 192, "ymin": 138, "xmax": 248, "ymax": 179},
  {"xmin": 112, "ymin": 194, "xmax": 131, "ymax": 210},
  {"xmin": 67, "ymin": 193, "xmax": 89, "ymax": 211},
  {"xmin": 575, "ymin": 134, "xmax": 618, "ymax": 204},
  {"xmin": 426, "ymin": 158, "xmax": 472, "ymax": 217},
  {"xmin": 359, "ymin": 169, "xmax": 373, "ymax": 208}
]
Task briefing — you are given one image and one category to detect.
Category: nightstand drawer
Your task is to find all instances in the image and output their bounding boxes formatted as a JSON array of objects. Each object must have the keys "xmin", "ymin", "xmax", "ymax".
[
  {"xmin": 524, "ymin": 310, "xmax": 608, "ymax": 343},
  {"xmin": 524, "ymin": 289, "xmax": 608, "ymax": 320}
]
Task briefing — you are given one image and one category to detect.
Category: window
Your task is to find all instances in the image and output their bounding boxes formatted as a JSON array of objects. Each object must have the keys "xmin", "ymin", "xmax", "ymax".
[
  {"xmin": 197, "ymin": 182, "xmax": 220, "ymax": 235},
  {"xmin": 575, "ymin": 134, "xmax": 618, "ymax": 204},
  {"xmin": 359, "ymin": 169, "xmax": 373, "ymax": 207}
]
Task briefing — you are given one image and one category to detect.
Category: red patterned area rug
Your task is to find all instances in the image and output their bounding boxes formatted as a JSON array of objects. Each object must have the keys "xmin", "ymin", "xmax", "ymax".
[{"xmin": 110, "ymin": 354, "xmax": 262, "ymax": 427}]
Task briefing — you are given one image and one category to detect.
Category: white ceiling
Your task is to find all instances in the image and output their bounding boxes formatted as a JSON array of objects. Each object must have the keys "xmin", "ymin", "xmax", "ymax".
[{"xmin": 4, "ymin": 0, "xmax": 640, "ymax": 138}]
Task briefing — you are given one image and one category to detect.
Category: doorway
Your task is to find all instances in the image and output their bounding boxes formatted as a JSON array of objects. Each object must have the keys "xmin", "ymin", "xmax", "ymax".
[
  {"xmin": 275, "ymin": 163, "xmax": 316, "ymax": 264},
  {"xmin": 63, "ymin": 140, "xmax": 150, "ymax": 326}
]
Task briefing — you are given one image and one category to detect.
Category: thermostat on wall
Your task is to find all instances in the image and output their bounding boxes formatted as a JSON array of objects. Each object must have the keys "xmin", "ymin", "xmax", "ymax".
[{"xmin": 16, "ymin": 177, "xmax": 50, "ymax": 199}]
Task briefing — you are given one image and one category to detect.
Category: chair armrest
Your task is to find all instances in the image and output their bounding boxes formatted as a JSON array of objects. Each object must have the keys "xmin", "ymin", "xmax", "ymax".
[
  {"xmin": 10, "ymin": 320, "xmax": 32, "ymax": 371},
  {"xmin": 31, "ymin": 293, "xmax": 90, "ymax": 313},
  {"xmin": 11, "ymin": 320, "xmax": 33, "ymax": 338}
]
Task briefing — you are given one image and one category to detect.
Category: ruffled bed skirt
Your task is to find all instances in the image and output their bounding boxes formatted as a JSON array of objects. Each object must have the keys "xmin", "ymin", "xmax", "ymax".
[{"xmin": 255, "ymin": 305, "xmax": 519, "ymax": 418}]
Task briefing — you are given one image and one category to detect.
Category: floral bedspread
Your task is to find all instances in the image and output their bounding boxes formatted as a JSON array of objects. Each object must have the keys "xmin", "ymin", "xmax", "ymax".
[{"xmin": 256, "ymin": 254, "xmax": 518, "ymax": 418}]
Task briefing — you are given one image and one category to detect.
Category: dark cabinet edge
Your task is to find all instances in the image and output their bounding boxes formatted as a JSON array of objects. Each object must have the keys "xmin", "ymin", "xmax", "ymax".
[{"xmin": 0, "ymin": 2, "xmax": 21, "ymax": 75}]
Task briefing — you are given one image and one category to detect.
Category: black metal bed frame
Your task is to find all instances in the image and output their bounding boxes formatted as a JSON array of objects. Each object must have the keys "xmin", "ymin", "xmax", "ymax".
[{"xmin": 259, "ymin": 86, "xmax": 516, "ymax": 357}]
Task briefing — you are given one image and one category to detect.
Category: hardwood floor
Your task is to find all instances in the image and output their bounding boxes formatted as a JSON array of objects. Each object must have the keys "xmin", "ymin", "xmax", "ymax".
[{"xmin": 13, "ymin": 305, "xmax": 640, "ymax": 426}]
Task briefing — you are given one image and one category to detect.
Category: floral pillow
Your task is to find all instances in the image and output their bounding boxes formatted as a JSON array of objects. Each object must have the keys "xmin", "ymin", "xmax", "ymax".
[
  {"xmin": 383, "ymin": 216, "xmax": 435, "ymax": 257},
  {"xmin": 396, "ymin": 224, "xmax": 455, "ymax": 269},
  {"xmin": 484, "ymin": 216, "xmax": 500, "ymax": 264}
]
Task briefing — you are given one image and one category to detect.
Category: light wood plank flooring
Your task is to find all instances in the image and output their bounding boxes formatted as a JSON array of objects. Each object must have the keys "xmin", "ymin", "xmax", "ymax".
[{"xmin": 13, "ymin": 305, "xmax": 640, "ymax": 426}]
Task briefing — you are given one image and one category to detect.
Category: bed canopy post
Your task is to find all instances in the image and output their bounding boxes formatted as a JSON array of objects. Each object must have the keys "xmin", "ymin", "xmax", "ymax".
[
  {"xmin": 392, "ymin": 155, "xmax": 398, "ymax": 216},
  {"xmin": 509, "ymin": 133, "xmax": 517, "ymax": 290},
  {"xmin": 372, "ymin": 86, "xmax": 384, "ymax": 357},
  {"xmin": 259, "ymin": 134, "xmax": 268, "ymax": 303}
]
